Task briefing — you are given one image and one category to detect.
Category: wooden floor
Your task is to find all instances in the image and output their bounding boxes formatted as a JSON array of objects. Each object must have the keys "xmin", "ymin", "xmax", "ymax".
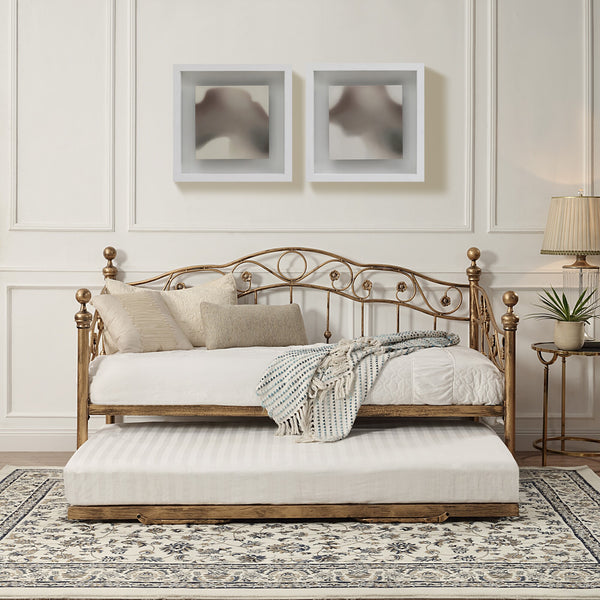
[
  {"xmin": 516, "ymin": 450, "xmax": 600, "ymax": 474},
  {"xmin": 0, "ymin": 452, "xmax": 73, "ymax": 468},
  {"xmin": 1, "ymin": 451, "xmax": 599, "ymax": 473}
]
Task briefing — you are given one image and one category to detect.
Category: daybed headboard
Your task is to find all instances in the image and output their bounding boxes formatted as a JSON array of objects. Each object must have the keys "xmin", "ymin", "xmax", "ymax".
[
  {"xmin": 96, "ymin": 246, "xmax": 517, "ymax": 366},
  {"xmin": 74, "ymin": 247, "xmax": 519, "ymax": 451}
]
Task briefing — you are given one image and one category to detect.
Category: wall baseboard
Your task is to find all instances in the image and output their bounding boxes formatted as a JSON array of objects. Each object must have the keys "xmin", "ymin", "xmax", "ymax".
[{"xmin": 0, "ymin": 428, "xmax": 101, "ymax": 452}]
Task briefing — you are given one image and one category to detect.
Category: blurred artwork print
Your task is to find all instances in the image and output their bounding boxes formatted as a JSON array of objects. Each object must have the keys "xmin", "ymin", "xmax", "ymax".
[
  {"xmin": 195, "ymin": 85, "xmax": 270, "ymax": 159},
  {"xmin": 328, "ymin": 85, "xmax": 403, "ymax": 160}
]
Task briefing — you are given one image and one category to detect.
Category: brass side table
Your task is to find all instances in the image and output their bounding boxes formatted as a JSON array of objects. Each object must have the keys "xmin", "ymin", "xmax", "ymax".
[{"xmin": 531, "ymin": 342, "xmax": 600, "ymax": 465}]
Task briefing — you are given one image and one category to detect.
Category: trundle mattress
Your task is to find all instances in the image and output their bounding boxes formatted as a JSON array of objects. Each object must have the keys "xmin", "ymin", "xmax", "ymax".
[{"xmin": 64, "ymin": 420, "xmax": 519, "ymax": 506}]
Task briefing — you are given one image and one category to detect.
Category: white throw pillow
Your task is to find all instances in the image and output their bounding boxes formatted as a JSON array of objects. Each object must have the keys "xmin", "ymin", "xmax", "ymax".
[
  {"xmin": 104, "ymin": 273, "xmax": 238, "ymax": 346},
  {"xmin": 91, "ymin": 291, "xmax": 193, "ymax": 353}
]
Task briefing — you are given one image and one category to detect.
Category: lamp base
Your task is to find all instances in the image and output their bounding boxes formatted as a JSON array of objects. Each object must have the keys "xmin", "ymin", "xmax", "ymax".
[
  {"xmin": 562, "ymin": 258, "xmax": 599, "ymax": 341},
  {"xmin": 563, "ymin": 255, "xmax": 599, "ymax": 270}
]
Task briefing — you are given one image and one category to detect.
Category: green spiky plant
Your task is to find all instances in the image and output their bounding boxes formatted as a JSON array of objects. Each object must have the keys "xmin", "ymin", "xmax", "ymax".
[{"xmin": 529, "ymin": 287, "xmax": 600, "ymax": 323}]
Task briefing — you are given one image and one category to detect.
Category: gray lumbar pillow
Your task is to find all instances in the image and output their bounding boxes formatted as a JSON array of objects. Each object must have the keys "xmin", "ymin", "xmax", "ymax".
[{"xmin": 200, "ymin": 302, "xmax": 308, "ymax": 350}]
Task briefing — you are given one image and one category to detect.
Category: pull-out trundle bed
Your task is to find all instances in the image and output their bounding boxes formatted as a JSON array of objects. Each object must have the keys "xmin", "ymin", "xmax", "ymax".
[{"xmin": 66, "ymin": 247, "xmax": 520, "ymax": 523}]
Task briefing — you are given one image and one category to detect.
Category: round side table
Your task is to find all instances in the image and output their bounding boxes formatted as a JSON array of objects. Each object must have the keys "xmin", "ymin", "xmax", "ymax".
[{"xmin": 531, "ymin": 342, "xmax": 600, "ymax": 465}]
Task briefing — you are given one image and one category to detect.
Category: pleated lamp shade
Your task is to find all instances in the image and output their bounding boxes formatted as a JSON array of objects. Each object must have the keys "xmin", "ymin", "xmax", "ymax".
[
  {"xmin": 541, "ymin": 195, "xmax": 600, "ymax": 256},
  {"xmin": 541, "ymin": 196, "xmax": 600, "ymax": 339}
]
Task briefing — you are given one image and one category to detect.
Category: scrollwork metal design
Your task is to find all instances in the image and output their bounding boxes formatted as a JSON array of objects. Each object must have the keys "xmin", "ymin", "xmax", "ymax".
[
  {"xmin": 472, "ymin": 286, "xmax": 507, "ymax": 372},
  {"xmin": 90, "ymin": 247, "xmax": 476, "ymax": 352}
]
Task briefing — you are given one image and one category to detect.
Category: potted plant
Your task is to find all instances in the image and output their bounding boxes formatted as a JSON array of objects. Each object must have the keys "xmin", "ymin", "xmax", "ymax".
[{"xmin": 530, "ymin": 287, "xmax": 600, "ymax": 350}]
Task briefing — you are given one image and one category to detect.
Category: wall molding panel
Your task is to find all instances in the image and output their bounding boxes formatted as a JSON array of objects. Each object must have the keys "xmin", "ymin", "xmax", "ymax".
[
  {"xmin": 4, "ymin": 284, "xmax": 99, "ymax": 420},
  {"xmin": 128, "ymin": 0, "xmax": 475, "ymax": 233},
  {"xmin": 488, "ymin": 0, "xmax": 594, "ymax": 233},
  {"xmin": 9, "ymin": 0, "xmax": 116, "ymax": 231}
]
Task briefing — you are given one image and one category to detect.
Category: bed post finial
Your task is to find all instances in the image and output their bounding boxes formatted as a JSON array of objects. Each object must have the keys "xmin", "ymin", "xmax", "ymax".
[
  {"xmin": 103, "ymin": 247, "xmax": 117, "ymax": 280},
  {"xmin": 466, "ymin": 247, "xmax": 481, "ymax": 351},
  {"xmin": 75, "ymin": 289, "xmax": 92, "ymax": 449},
  {"xmin": 75, "ymin": 288, "xmax": 92, "ymax": 315},
  {"xmin": 501, "ymin": 291, "xmax": 519, "ymax": 323},
  {"xmin": 466, "ymin": 247, "xmax": 481, "ymax": 281},
  {"xmin": 501, "ymin": 290, "xmax": 519, "ymax": 456}
]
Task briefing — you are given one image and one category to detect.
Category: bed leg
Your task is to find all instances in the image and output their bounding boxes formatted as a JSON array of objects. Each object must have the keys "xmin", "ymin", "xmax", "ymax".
[
  {"xmin": 501, "ymin": 291, "xmax": 519, "ymax": 456},
  {"xmin": 75, "ymin": 289, "xmax": 92, "ymax": 448}
]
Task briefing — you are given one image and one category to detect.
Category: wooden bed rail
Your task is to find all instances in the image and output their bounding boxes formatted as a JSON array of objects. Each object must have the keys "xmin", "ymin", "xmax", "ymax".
[{"xmin": 74, "ymin": 247, "xmax": 519, "ymax": 453}]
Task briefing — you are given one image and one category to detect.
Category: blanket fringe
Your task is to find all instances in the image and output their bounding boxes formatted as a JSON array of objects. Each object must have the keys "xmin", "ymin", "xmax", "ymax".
[
  {"xmin": 276, "ymin": 338, "xmax": 384, "ymax": 442},
  {"xmin": 276, "ymin": 400, "xmax": 309, "ymax": 437}
]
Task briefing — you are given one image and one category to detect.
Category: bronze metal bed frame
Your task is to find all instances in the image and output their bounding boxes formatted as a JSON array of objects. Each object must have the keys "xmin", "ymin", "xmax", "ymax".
[{"xmin": 71, "ymin": 246, "xmax": 519, "ymax": 523}]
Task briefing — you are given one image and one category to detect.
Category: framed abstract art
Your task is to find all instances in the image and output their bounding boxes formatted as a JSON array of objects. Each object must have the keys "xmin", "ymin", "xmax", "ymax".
[
  {"xmin": 173, "ymin": 65, "xmax": 292, "ymax": 182},
  {"xmin": 306, "ymin": 63, "xmax": 424, "ymax": 182}
]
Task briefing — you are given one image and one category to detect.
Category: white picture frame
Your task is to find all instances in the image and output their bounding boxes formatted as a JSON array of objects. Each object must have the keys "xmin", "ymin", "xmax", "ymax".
[
  {"xmin": 306, "ymin": 63, "xmax": 424, "ymax": 182},
  {"xmin": 174, "ymin": 65, "xmax": 292, "ymax": 182}
]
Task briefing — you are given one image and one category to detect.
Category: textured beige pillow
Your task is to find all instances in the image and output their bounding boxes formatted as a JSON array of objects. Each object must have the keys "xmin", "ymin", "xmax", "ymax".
[
  {"xmin": 104, "ymin": 273, "xmax": 237, "ymax": 346},
  {"xmin": 91, "ymin": 291, "xmax": 193, "ymax": 353},
  {"xmin": 201, "ymin": 302, "xmax": 308, "ymax": 350}
]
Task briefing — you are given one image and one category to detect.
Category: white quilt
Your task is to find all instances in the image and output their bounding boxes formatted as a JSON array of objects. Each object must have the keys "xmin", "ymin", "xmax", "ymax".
[{"xmin": 89, "ymin": 344, "xmax": 503, "ymax": 407}]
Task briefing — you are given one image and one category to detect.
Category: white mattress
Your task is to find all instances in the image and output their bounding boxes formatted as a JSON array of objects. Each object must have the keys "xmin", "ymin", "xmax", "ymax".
[
  {"xmin": 89, "ymin": 345, "xmax": 503, "ymax": 407},
  {"xmin": 63, "ymin": 420, "xmax": 519, "ymax": 505}
]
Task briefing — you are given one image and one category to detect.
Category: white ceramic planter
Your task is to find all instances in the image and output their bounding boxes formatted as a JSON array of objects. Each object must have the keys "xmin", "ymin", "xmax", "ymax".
[{"xmin": 554, "ymin": 321, "xmax": 585, "ymax": 351}]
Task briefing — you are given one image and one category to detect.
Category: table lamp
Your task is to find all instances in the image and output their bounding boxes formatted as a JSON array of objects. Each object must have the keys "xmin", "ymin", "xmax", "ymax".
[{"xmin": 540, "ymin": 191, "xmax": 600, "ymax": 317}]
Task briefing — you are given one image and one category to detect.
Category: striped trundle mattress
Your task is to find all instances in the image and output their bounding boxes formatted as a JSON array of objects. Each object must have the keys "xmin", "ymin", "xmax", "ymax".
[{"xmin": 63, "ymin": 419, "xmax": 519, "ymax": 506}]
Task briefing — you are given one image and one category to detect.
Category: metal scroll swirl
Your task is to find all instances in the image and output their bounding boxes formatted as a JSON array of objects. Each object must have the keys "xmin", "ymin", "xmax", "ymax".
[
  {"xmin": 351, "ymin": 269, "xmax": 374, "ymax": 300},
  {"xmin": 474, "ymin": 287, "xmax": 506, "ymax": 372},
  {"xmin": 119, "ymin": 249, "xmax": 468, "ymax": 317}
]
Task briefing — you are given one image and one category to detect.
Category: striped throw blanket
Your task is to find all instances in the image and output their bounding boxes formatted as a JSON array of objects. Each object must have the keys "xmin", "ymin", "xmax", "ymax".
[{"xmin": 256, "ymin": 330, "xmax": 460, "ymax": 442}]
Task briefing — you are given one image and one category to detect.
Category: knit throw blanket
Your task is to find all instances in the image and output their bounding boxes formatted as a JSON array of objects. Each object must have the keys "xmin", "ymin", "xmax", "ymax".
[{"xmin": 256, "ymin": 330, "xmax": 460, "ymax": 442}]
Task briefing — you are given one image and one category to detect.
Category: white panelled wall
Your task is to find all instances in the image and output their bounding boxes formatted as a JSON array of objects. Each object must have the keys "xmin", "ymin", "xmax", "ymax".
[{"xmin": 0, "ymin": 0, "xmax": 598, "ymax": 450}]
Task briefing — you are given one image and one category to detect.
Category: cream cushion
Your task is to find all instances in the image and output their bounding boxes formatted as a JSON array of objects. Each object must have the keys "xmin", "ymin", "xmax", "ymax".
[
  {"xmin": 201, "ymin": 302, "xmax": 308, "ymax": 350},
  {"xmin": 104, "ymin": 274, "xmax": 237, "ymax": 346},
  {"xmin": 91, "ymin": 292, "xmax": 193, "ymax": 353}
]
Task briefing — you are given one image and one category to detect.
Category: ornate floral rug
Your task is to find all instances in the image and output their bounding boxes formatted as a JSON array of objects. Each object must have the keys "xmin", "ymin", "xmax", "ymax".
[{"xmin": 0, "ymin": 465, "xmax": 599, "ymax": 599}]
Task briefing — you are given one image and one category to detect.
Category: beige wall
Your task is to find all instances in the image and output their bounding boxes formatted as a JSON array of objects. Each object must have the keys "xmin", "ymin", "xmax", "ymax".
[{"xmin": 0, "ymin": 0, "xmax": 598, "ymax": 450}]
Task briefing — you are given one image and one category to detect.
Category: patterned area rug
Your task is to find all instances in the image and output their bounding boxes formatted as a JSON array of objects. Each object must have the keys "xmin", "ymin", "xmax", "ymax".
[{"xmin": 0, "ymin": 466, "xmax": 599, "ymax": 599}]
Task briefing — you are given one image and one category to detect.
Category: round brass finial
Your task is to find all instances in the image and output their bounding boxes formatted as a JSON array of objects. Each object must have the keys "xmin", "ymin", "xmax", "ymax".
[
  {"xmin": 102, "ymin": 247, "xmax": 118, "ymax": 279},
  {"xmin": 467, "ymin": 247, "xmax": 480, "ymax": 262},
  {"xmin": 466, "ymin": 247, "xmax": 481, "ymax": 282},
  {"xmin": 103, "ymin": 247, "xmax": 116, "ymax": 261},
  {"xmin": 502, "ymin": 290, "xmax": 519, "ymax": 331},
  {"xmin": 502, "ymin": 290, "xmax": 519, "ymax": 308},
  {"xmin": 76, "ymin": 288, "xmax": 92, "ymax": 305},
  {"xmin": 75, "ymin": 288, "xmax": 93, "ymax": 329}
]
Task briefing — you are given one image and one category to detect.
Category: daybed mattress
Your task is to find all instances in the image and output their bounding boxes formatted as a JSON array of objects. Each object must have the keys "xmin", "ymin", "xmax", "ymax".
[
  {"xmin": 89, "ymin": 345, "xmax": 503, "ymax": 407},
  {"xmin": 63, "ymin": 420, "xmax": 519, "ymax": 505}
]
